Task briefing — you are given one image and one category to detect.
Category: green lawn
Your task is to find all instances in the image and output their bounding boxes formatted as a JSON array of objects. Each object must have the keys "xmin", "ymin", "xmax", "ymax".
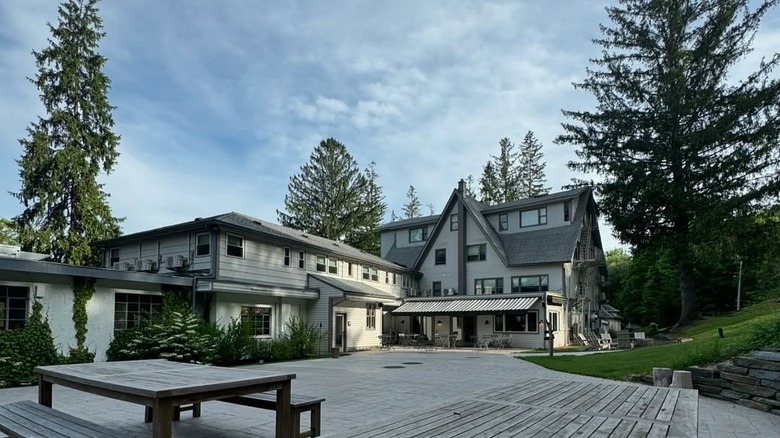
[{"xmin": 521, "ymin": 300, "xmax": 780, "ymax": 380}]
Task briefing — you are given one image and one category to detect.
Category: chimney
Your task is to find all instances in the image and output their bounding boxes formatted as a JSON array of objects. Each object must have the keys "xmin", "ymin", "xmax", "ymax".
[{"xmin": 457, "ymin": 179, "xmax": 466, "ymax": 194}]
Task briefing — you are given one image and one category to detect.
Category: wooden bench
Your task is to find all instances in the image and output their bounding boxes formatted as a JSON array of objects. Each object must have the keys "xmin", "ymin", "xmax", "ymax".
[
  {"xmin": 147, "ymin": 393, "xmax": 325, "ymax": 438},
  {"xmin": 0, "ymin": 400, "xmax": 118, "ymax": 438}
]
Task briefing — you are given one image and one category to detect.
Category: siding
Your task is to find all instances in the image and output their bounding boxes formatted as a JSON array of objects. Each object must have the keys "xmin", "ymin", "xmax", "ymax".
[
  {"xmin": 105, "ymin": 233, "xmax": 210, "ymax": 273},
  {"xmin": 308, "ymin": 277, "xmax": 382, "ymax": 351},
  {"xmin": 486, "ymin": 200, "xmax": 571, "ymax": 234},
  {"xmin": 218, "ymin": 233, "xmax": 309, "ymax": 288},
  {"xmin": 211, "ymin": 292, "xmax": 308, "ymax": 339}
]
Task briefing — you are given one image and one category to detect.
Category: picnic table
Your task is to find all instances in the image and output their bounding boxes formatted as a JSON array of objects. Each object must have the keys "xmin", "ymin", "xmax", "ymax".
[{"xmin": 35, "ymin": 359, "xmax": 297, "ymax": 438}]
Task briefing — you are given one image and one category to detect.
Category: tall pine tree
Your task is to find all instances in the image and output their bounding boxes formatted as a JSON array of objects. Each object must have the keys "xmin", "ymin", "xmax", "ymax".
[
  {"xmin": 278, "ymin": 138, "xmax": 387, "ymax": 254},
  {"xmin": 517, "ymin": 131, "xmax": 549, "ymax": 198},
  {"xmin": 557, "ymin": 0, "xmax": 780, "ymax": 326},
  {"xmin": 402, "ymin": 185, "xmax": 422, "ymax": 219},
  {"xmin": 14, "ymin": 0, "xmax": 122, "ymax": 266},
  {"xmin": 478, "ymin": 138, "xmax": 520, "ymax": 204}
]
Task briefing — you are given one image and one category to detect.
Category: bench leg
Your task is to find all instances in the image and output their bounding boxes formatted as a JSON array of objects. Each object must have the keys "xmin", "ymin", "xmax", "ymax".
[
  {"xmin": 193, "ymin": 402, "xmax": 201, "ymax": 418},
  {"xmin": 292, "ymin": 408, "xmax": 301, "ymax": 438},
  {"xmin": 145, "ymin": 406, "xmax": 153, "ymax": 423},
  {"xmin": 311, "ymin": 404, "xmax": 321, "ymax": 437}
]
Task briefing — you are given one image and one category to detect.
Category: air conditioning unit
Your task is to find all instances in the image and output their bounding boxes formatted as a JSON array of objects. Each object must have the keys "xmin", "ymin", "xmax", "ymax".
[
  {"xmin": 166, "ymin": 255, "xmax": 189, "ymax": 269},
  {"xmin": 124, "ymin": 261, "xmax": 135, "ymax": 271},
  {"xmin": 445, "ymin": 288, "xmax": 456, "ymax": 296},
  {"xmin": 135, "ymin": 259, "xmax": 145, "ymax": 271}
]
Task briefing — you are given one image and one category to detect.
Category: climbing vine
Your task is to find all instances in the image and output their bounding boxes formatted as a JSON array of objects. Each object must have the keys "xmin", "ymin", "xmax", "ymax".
[{"xmin": 72, "ymin": 277, "xmax": 95, "ymax": 348}]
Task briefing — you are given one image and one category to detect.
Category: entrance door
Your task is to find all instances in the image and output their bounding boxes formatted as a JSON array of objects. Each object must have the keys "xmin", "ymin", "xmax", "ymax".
[
  {"xmin": 464, "ymin": 315, "xmax": 476, "ymax": 346},
  {"xmin": 335, "ymin": 313, "xmax": 347, "ymax": 352}
]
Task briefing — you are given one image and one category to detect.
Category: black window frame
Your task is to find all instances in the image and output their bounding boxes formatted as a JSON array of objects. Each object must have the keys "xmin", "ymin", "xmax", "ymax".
[
  {"xmin": 283, "ymin": 247, "xmax": 291, "ymax": 267},
  {"xmin": 316, "ymin": 255, "xmax": 327, "ymax": 272},
  {"xmin": 240, "ymin": 306, "xmax": 272, "ymax": 337},
  {"xmin": 298, "ymin": 250, "xmax": 306, "ymax": 269},
  {"xmin": 466, "ymin": 244, "xmax": 486, "ymax": 262},
  {"xmin": 494, "ymin": 311, "xmax": 539, "ymax": 333},
  {"xmin": 520, "ymin": 207, "xmax": 547, "ymax": 228},
  {"xmin": 499, "ymin": 213, "xmax": 508, "ymax": 231},
  {"xmin": 432, "ymin": 281, "xmax": 442, "ymax": 297},
  {"xmin": 564, "ymin": 200, "xmax": 571, "ymax": 222},
  {"xmin": 409, "ymin": 227, "xmax": 428, "ymax": 243},
  {"xmin": 0, "ymin": 286, "xmax": 29, "ymax": 330},
  {"xmin": 109, "ymin": 247, "xmax": 120, "ymax": 265},
  {"xmin": 510, "ymin": 275, "xmax": 550, "ymax": 293},
  {"xmin": 474, "ymin": 278, "xmax": 503, "ymax": 295},
  {"xmin": 435, "ymin": 248, "xmax": 446, "ymax": 265},
  {"xmin": 114, "ymin": 292, "xmax": 163, "ymax": 331}
]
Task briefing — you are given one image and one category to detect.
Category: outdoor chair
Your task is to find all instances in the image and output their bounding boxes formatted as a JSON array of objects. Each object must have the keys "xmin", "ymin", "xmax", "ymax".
[{"xmin": 600, "ymin": 333, "xmax": 618, "ymax": 350}]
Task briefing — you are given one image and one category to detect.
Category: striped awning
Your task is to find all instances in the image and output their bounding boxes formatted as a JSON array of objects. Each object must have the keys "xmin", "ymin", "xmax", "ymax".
[{"xmin": 392, "ymin": 297, "xmax": 539, "ymax": 315}]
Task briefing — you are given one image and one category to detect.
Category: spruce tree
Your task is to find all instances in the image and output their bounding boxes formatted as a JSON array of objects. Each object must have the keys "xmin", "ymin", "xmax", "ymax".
[
  {"xmin": 478, "ymin": 137, "xmax": 524, "ymax": 204},
  {"xmin": 517, "ymin": 131, "xmax": 549, "ymax": 198},
  {"xmin": 13, "ymin": 0, "xmax": 122, "ymax": 266},
  {"xmin": 557, "ymin": 0, "xmax": 780, "ymax": 326},
  {"xmin": 478, "ymin": 162, "xmax": 500, "ymax": 205},
  {"xmin": 278, "ymin": 138, "xmax": 386, "ymax": 254},
  {"xmin": 403, "ymin": 186, "xmax": 422, "ymax": 219}
]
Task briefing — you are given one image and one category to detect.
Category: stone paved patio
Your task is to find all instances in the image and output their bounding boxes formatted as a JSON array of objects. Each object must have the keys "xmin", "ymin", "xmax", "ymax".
[{"xmin": 1, "ymin": 349, "xmax": 778, "ymax": 437}]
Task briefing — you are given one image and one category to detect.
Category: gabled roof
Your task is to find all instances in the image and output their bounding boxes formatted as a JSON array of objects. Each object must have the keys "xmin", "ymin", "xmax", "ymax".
[
  {"xmin": 98, "ymin": 212, "xmax": 411, "ymax": 272},
  {"xmin": 375, "ymin": 214, "xmax": 439, "ymax": 232},
  {"xmin": 378, "ymin": 185, "xmax": 601, "ymax": 270}
]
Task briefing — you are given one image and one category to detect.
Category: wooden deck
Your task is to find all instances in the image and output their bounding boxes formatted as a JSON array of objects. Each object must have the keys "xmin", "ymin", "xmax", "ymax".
[{"xmin": 343, "ymin": 378, "xmax": 697, "ymax": 438}]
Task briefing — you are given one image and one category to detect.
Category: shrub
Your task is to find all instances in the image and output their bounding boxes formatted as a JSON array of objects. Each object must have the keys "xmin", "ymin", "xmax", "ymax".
[
  {"xmin": 644, "ymin": 323, "xmax": 659, "ymax": 337},
  {"xmin": 214, "ymin": 318, "xmax": 254, "ymax": 365},
  {"xmin": 0, "ymin": 301, "xmax": 58, "ymax": 387},
  {"xmin": 286, "ymin": 316, "xmax": 322, "ymax": 358},
  {"xmin": 58, "ymin": 346, "xmax": 96, "ymax": 365}
]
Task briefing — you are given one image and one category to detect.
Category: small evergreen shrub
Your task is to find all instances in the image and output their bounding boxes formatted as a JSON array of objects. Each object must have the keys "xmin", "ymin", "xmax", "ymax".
[{"xmin": 58, "ymin": 346, "xmax": 96, "ymax": 364}]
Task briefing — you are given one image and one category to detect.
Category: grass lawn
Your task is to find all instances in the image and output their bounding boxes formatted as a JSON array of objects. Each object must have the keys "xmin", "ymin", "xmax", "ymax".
[{"xmin": 521, "ymin": 299, "xmax": 780, "ymax": 381}]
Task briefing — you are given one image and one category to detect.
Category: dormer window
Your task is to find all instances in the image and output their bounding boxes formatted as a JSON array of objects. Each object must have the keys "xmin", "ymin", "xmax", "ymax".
[
  {"xmin": 521, "ymin": 208, "xmax": 547, "ymax": 227},
  {"xmin": 499, "ymin": 213, "xmax": 508, "ymax": 231},
  {"xmin": 409, "ymin": 227, "xmax": 428, "ymax": 243}
]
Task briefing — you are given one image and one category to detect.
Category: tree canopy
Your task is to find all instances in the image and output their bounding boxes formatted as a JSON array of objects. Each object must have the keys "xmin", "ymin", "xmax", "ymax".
[
  {"xmin": 403, "ymin": 185, "xmax": 422, "ymax": 219},
  {"xmin": 517, "ymin": 131, "xmax": 549, "ymax": 198},
  {"xmin": 278, "ymin": 138, "xmax": 387, "ymax": 255},
  {"xmin": 558, "ymin": 0, "xmax": 780, "ymax": 326},
  {"xmin": 13, "ymin": 0, "xmax": 122, "ymax": 266}
]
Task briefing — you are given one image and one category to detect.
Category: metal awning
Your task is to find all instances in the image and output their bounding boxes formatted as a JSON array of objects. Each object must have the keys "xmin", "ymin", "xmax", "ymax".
[{"xmin": 392, "ymin": 297, "xmax": 539, "ymax": 315}]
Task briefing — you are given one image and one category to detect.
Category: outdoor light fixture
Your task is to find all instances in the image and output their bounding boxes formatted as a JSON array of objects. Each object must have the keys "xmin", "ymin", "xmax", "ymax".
[
  {"xmin": 436, "ymin": 320, "xmax": 442, "ymax": 325},
  {"xmin": 484, "ymin": 319, "xmax": 490, "ymax": 325}
]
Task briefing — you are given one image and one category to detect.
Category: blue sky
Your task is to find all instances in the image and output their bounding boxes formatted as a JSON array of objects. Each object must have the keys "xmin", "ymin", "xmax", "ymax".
[{"xmin": 1, "ymin": 1, "xmax": 778, "ymax": 252}]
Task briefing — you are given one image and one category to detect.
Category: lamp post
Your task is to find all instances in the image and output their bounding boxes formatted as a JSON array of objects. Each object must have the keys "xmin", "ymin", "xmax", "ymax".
[{"xmin": 737, "ymin": 259, "xmax": 743, "ymax": 311}]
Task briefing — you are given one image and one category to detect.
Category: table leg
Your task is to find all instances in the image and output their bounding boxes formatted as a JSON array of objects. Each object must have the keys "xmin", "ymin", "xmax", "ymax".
[
  {"xmin": 152, "ymin": 399, "xmax": 173, "ymax": 438},
  {"xmin": 38, "ymin": 375, "xmax": 52, "ymax": 407},
  {"xmin": 276, "ymin": 380, "xmax": 292, "ymax": 438}
]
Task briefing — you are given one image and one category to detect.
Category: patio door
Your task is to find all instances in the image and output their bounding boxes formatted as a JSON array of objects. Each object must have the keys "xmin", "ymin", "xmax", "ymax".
[
  {"xmin": 463, "ymin": 315, "xmax": 476, "ymax": 346},
  {"xmin": 335, "ymin": 313, "xmax": 347, "ymax": 352}
]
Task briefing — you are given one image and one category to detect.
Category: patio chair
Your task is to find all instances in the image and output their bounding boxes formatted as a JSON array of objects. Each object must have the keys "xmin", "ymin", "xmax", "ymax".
[
  {"xmin": 600, "ymin": 333, "xmax": 618, "ymax": 350},
  {"xmin": 577, "ymin": 333, "xmax": 596, "ymax": 350}
]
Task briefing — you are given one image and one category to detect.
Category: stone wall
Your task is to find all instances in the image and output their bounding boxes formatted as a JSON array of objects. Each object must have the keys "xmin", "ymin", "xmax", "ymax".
[{"xmin": 688, "ymin": 350, "xmax": 780, "ymax": 415}]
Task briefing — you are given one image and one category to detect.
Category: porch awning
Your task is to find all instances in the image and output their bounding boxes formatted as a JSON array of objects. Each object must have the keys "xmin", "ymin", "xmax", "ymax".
[{"xmin": 393, "ymin": 297, "xmax": 539, "ymax": 315}]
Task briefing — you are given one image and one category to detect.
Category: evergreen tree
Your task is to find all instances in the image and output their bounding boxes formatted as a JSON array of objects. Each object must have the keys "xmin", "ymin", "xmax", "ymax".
[
  {"xmin": 464, "ymin": 175, "xmax": 477, "ymax": 197},
  {"xmin": 13, "ymin": 0, "xmax": 122, "ymax": 266},
  {"xmin": 344, "ymin": 162, "xmax": 386, "ymax": 255},
  {"xmin": 278, "ymin": 138, "xmax": 386, "ymax": 254},
  {"xmin": 517, "ymin": 131, "xmax": 549, "ymax": 198},
  {"xmin": 478, "ymin": 138, "xmax": 519, "ymax": 204},
  {"xmin": 403, "ymin": 185, "xmax": 422, "ymax": 219},
  {"xmin": 478, "ymin": 162, "xmax": 500, "ymax": 205},
  {"xmin": 557, "ymin": 0, "xmax": 780, "ymax": 326}
]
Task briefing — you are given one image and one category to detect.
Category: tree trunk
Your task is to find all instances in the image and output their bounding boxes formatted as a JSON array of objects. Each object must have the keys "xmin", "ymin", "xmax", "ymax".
[{"xmin": 676, "ymin": 261, "xmax": 695, "ymax": 327}]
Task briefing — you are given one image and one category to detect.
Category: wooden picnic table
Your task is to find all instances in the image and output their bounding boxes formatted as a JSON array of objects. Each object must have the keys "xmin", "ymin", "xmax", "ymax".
[
  {"xmin": 342, "ymin": 377, "xmax": 698, "ymax": 437},
  {"xmin": 35, "ymin": 359, "xmax": 297, "ymax": 438}
]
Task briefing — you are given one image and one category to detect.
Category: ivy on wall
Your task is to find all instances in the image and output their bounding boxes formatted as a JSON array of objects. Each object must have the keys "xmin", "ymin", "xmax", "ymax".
[{"xmin": 72, "ymin": 276, "xmax": 95, "ymax": 349}]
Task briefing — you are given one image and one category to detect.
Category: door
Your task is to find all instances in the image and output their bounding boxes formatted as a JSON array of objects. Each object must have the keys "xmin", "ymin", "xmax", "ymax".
[
  {"xmin": 335, "ymin": 313, "xmax": 347, "ymax": 352},
  {"xmin": 464, "ymin": 315, "xmax": 476, "ymax": 346}
]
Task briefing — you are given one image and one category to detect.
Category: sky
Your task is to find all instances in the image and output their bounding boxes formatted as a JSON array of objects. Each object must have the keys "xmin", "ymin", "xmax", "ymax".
[{"xmin": 1, "ymin": 1, "xmax": 779, "ymax": 253}]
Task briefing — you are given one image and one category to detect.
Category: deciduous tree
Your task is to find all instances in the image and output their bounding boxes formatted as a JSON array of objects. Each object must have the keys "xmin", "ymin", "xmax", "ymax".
[
  {"xmin": 13, "ymin": 0, "xmax": 122, "ymax": 265},
  {"xmin": 558, "ymin": 0, "xmax": 780, "ymax": 326}
]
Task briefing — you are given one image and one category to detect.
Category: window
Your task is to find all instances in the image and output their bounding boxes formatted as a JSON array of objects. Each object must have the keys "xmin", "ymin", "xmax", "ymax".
[
  {"xmin": 226, "ymin": 234, "xmax": 244, "ymax": 257},
  {"xmin": 564, "ymin": 201, "xmax": 571, "ymax": 222},
  {"xmin": 467, "ymin": 244, "xmax": 486, "ymax": 262},
  {"xmin": 475, "ymin": 278, "xmax": 503, "ymax": 295},
  {"xmin": 194, "ymin": 233, "xmax": 210, "ymax": 257},
  {"xmin": 283, "ymin": 247, "xmax": 291, "ymax": 267},
  {"xmin": 450, "ymin": 214, "xmax": 458, "ymax": 231},
  {"xmin": 109, "ymin": 248, "xmax": 120, "ymax": 265},
  {"xmin": 499, "ymin": 213, "xmax": 508, "ymax": 231},
  {"xmin": 432, "ymin": 281, "xmax": 442, "ymax": 297},
  {"xmin": 298, "ymin": 251, "xmax": 305, "ymax": 269},
  {"xmin": 548, "ymin": 312, "xmax": 559, "ymax": 332},
  {"xmin": 114, "ymin": 293, "xmax": 162, "ymax": 331},
  {"xmin": 494, "ymin": 311, "xmax": 538, "ymax": 333},
  {"xmin": 328, "ymin": 258, "xmax": 338, "ymax": 274},
  {"xmin": 511, "ymin": 275, "xmax": 549, "ymax": 293},
  {"xmin": 362, "ymin": 266, "xmax": 370, "ymax": 280},
  {"xmin": 409, "ymin": 227, "xmax": 428, "ymax": 243},
  {"xmin": 316, "ymin": 255, "xmax": 327, "ymax": 272},
  {"xmin": 385, "ymin": 271, "xmax": 389, "ymax": 283},
  {"xmin": 1, "ymin": 286, "xmax": 28, "ymax": 330},
  {"xmin": 392, "ymin": 273, "xmax": 397, "ymax": 285},
  {"xmin": 370, "ymin": 267, "xmax": 378, "ymax": 282},
  {"xmin": 521, "ymin": 208, "xmax": 547, "ymax": 227},
  {"xmin": 366, "ymin": 304, "xmax": 376, "ymax": 330},
  {"xmin": 241, "ymin": 306, "xmax": 272, "ymax": 336},
  {"xmin": 435, "ymin": 248, "xmax": 446, "ymax": 265}
]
